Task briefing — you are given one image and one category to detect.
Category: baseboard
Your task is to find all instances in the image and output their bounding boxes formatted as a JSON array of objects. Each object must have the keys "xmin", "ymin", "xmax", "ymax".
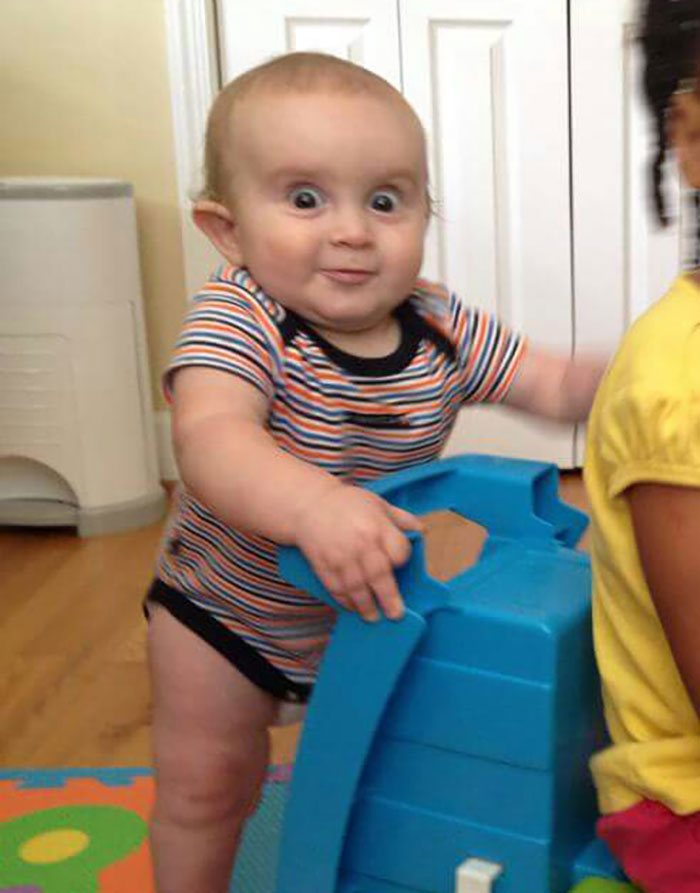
[{"xmin": 155, "ymin": 410, "xmax": 179, "ymax": 482}]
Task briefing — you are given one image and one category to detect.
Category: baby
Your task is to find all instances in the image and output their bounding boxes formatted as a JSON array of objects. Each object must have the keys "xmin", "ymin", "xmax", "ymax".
[{"xmin": 146, "ymin": 52, "xmax": 605, "ymax": 893}]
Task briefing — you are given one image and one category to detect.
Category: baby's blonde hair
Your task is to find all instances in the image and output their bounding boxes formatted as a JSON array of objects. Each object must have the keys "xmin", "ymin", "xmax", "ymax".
[{"xmin": 201, "ymin": 52, "xmax": 428, "ymax": 205}]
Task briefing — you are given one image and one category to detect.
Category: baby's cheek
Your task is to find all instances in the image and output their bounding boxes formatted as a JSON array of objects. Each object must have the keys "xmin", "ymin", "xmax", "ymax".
[
  {"xmin": 389, "ymin": 231, "xmax": 424, "ymax": 280},
  {"xmin": 263, "ymin": 226, "xmax": 312, "ymax": 264}
]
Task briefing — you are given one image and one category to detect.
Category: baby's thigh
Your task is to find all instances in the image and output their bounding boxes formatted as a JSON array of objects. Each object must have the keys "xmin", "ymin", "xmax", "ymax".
[{"xmin": 148, "ymin": 604, "xmax": 278, "ymax": 794}]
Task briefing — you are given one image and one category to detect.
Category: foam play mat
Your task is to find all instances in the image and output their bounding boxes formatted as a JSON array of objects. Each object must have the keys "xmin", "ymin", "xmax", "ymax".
[{"xmin": 0, "ymin": 766, "xmax": 291, "ymax": 893}]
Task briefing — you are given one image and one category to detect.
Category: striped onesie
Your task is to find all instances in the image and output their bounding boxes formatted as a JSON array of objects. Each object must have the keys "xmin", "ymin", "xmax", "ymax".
[{"xmin": 149, "ymin": 265, "xmax": 527, "ymax": 702}]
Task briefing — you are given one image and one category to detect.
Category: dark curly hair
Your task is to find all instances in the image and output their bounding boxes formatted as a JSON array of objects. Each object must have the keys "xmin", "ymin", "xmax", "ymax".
[{"xmin": 640, "ymin": 0, "xmax": 700, "ymax": 227}]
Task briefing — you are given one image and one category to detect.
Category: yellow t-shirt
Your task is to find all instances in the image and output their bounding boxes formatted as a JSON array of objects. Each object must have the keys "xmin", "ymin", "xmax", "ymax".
[{"xmin": 584, "ymin": 274, "xmax": 700, "ymax": 816}]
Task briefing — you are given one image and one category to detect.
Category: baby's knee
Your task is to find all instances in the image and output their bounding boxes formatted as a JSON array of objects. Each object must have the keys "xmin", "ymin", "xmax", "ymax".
[{"xmin": 155, "ymin": 736, "xmax": 268, "ymax": 827}]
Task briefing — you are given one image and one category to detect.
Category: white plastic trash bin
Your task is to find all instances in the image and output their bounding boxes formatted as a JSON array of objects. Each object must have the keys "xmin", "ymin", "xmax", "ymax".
[{"xmin": 0, "ymin": 177, "xmax": 166, "ymax": 535}]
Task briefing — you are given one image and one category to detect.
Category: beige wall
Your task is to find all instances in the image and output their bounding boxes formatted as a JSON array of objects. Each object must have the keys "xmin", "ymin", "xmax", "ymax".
[{"xmin": 1, "ymin": 0, "xmax": 186, "ymax": 409}]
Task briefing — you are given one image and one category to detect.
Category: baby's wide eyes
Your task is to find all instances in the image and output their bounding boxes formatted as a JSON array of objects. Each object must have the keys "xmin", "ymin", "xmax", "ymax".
[
  {"xmin": 287, "ymin": 186, "xmax": 401, "ymax": 212},
  {"xmin": 370, "ymin": 190, "xmax": 400, "ymax": 213},
  {"xmin": 289, "ymin": 186, "xmax": 325, "ymax": 210}
]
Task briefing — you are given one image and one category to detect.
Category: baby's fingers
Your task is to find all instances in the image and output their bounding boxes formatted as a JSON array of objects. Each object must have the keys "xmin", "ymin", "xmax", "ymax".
[
  {"xmin": 385, "ymin": 504, "xmax": 423, "ymax": 532},
  {"xmin": 314, "ymin": 563, "xmax": 362, "ymax": 614},
  {"xmin": 362, "ymin": 551, "xmax": 404, "ymax": 621},
  {"xmin": 345, "ymin": 585, "xmax": 381, "ymax": 622},
  {"xmin": 380, "ymin": 521, "xmax": 417, "ymax": 569}
]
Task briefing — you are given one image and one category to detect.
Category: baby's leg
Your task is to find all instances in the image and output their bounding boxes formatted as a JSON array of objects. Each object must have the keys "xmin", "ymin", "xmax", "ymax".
[{"xmin": 147, "ymin": 603, "xmax": 279, "ymax": 893}]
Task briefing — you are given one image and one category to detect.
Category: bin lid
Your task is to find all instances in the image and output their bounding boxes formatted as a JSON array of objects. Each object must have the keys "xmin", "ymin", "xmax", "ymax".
[{"xmin": 0, "ymin": 177, "xmax": 132, "ymax": 200}]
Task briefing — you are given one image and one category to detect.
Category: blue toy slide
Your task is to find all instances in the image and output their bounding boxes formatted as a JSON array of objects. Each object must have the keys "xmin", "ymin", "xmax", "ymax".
[{"xmin": 275, "ymin": 455, "xmax": 634, "ymax": 893}]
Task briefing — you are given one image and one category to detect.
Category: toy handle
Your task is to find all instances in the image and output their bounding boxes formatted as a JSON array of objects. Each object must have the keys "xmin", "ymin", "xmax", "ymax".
[
  {"xmin": 278, "ymin": 454, "xmax": 587, "ymax": 612},
  {"xmin": 362, "ymin": 453, "xmax": 585, "ymax": 545}
]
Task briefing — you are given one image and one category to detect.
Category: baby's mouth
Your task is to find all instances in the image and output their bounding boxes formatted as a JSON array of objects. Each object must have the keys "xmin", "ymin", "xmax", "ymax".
[{"xmin": 321, "ymin": 268, "xmax": 376, "ymax": 285}]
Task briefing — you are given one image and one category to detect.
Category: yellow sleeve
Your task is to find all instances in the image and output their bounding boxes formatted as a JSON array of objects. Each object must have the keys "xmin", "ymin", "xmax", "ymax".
[{"xmin": 599, "ymin": 380, "xmax": 700, "ymax": 498}]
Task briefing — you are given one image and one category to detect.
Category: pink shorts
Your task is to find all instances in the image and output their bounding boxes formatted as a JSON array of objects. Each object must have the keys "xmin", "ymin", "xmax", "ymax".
[{"xmin": 597, "ymin": 799, "xmax": 700, "ymax": 893}]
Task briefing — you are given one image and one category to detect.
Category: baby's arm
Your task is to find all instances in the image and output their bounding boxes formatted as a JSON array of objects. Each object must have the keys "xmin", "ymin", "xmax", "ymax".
[
  {"xmin": 627, "ymin": 482, "xmax": 700, "ymax": 716},
  {"xmin": 172, "ymin": 366, "xmax": 421, "ymax": 621},
  {"xmin": 502, "ymin": 347, "xmax": 607, "ymax": 422}
]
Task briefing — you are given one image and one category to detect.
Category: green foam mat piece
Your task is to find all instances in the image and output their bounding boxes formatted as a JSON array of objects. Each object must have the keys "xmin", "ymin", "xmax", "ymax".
[{"xmin": 569, "ymin": 879, "xmax": 639, "ymax": 893}]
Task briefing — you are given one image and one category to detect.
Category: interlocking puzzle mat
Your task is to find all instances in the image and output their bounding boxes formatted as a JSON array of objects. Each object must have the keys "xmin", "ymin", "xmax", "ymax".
[{"xmin": 0, "ymin": 766, "xmax": 291, "ymax": 893}]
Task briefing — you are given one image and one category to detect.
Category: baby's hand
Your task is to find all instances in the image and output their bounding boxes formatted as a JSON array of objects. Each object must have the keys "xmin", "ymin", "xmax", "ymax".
[{"xmin": 293, "ymin": 484, "xmax": 423, "ymax": 622}]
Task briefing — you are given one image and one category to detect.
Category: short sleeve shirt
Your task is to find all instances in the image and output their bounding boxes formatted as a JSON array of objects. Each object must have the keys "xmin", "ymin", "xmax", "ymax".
[
  {"xmin": 584, "ymin": 275, "xmax": 700, "ymax": 816},
  {"xmin": 157, "ymin": 265, "xmax": 527, "ymax": 684}
]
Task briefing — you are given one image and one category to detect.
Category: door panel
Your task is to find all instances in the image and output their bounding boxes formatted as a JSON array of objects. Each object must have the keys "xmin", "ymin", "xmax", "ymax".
[
  {"xmin": 401, "ymin": 0, "xmax": 575, "ymax": 464},
  {"xmin": 216, "ymin": 0, "xmax": 401, "ymax": 87},
  {"xmin": 571, "ymin": 0, "xmax": 684, "ymax": 462}
]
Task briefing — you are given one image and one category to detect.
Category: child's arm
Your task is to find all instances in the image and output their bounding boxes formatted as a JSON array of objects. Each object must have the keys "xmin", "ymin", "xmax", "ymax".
[
  {"xmin": 172, "ymin": 366, "xmax": 422, "ymax": 622},
  {"xmin": 627, "ymin": 482, "xmax": 700, "ymax": 715},
  {"xmin": 502, "ymin": 347, "xmax": 608, "ymax": 422}
]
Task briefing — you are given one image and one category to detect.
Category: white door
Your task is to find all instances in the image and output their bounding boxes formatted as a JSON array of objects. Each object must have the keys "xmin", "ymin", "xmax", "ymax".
[
  {"xmin": 571, "ymin": 0, "xmax": 684, "ymax": 462},
  {"xmin": 400, "ymin": 0, "xmax": 576, "ymax": 465},
  {"xmin": 216, "ymin": 0, "xmax": 401, "ymax": 87}
]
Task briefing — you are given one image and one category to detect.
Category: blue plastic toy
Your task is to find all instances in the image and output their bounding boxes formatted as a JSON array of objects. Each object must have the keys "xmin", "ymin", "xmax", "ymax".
[{"xmin": 275, "ymin": 455, "xmax": 631, "ymax": 893}]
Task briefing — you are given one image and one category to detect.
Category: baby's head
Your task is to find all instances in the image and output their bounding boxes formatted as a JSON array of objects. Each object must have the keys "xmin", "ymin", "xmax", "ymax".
[
  {"xmin": 200, "ymin": 52, "xmax": 429, "ymax": 208},
  {"xmin": 193, "ymin": 53, "xmax": 431, "ymax": 334},
  {"xmin": 641, "ymin": 0, "xmax": 700, "ymax": 225}
]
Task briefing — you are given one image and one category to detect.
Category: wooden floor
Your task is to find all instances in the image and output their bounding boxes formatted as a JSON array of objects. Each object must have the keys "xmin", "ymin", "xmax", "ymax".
[{"xmin": 0, "ymin": 473, "xmax": 589, "ymax": 769}]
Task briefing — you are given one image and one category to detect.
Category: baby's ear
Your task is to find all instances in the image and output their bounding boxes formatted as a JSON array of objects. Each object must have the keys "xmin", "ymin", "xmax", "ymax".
[{"xmin": 192, "ymin": 200, "xmax": 243, "ymax": 264}]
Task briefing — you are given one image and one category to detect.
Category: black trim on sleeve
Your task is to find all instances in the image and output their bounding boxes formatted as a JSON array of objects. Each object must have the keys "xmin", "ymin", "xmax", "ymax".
[
  {"xmin": 144, "ymin": 578, "xmax": 313, "ymax": 704},
  {"xmin": 401, "ymin": 302, "xmax": 456, "ymax": 362}
]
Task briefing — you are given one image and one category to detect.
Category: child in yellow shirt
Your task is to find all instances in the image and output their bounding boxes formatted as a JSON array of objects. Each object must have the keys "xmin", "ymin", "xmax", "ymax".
[{"xmin": 585, "ymin": 1, "xmax": 700, "ymax": 890}]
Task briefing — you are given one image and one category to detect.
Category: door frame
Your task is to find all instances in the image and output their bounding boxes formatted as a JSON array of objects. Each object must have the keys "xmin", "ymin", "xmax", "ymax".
[{"xmin": 163, "ymin": 0, "xmax": 221, "ymax": 300}]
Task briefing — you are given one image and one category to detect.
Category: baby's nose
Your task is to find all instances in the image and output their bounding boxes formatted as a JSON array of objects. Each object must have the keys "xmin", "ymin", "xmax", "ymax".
[{"xmin": 329, "ymin": 207, "xmax": 373, "ymax": 247}]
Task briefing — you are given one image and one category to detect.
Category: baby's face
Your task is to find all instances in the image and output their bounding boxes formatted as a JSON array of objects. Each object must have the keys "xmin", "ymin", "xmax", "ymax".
[{"xmin": 222, "ymin": 89, "xmax": 429, "ymax": 333}]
